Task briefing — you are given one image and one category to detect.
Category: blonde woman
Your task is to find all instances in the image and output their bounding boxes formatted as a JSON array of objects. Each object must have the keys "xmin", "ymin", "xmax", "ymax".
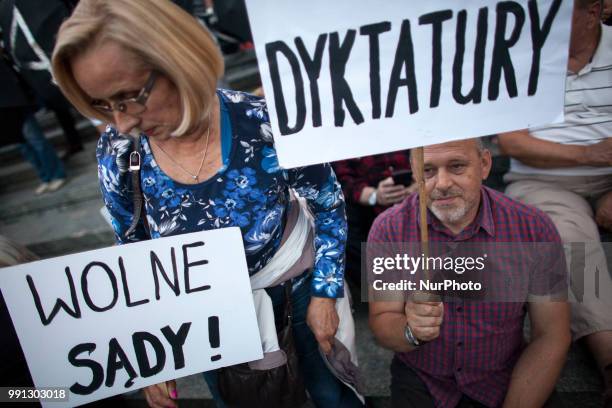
[{"xmin": 52, "ymin": 1, "xmax": 363, "ymax": 407}]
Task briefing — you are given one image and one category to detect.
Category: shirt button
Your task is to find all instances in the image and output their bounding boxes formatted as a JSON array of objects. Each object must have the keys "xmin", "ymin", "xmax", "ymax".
[
  {"xmin": 456, "ymin": 306, "xmax": 463, "ymax": 312},
  {"xmin": 457, "ymin": 367, "xmax": 462, "ymax": 372},
  {"xmin": 457, "ymin": 341, "xmax": 463, "ymax": 347}
]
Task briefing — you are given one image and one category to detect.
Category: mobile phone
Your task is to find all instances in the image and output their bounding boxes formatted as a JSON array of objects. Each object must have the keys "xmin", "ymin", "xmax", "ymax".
[{"xmin": 391, "ymin": 169, "xmax": 412, "ymax": 186}]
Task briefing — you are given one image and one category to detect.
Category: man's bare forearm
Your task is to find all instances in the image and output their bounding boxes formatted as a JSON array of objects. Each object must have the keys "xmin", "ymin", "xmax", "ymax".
[
  {"xmin": 503, "ymin": 333, "xmax": 570, "ymax": 408},
  {"xmin": 498, "ymin": 130, "xmax": 589, "ymax": 168},
  {"xmin": 369, "ymin": 311, "xmax": 415, "ymax": 353}
]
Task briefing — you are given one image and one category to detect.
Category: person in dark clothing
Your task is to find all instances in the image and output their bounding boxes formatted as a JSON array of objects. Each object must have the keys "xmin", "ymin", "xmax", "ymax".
[
  {"xmin": 0, "ymin": 0, "xmax": 84, "ymax": 159},
  {"xmin": 0, "ymin": 48, "xmax": 66, "ymax": 193},
  {"xmin": 0, "ymin": 50, "xmax": 30, "ymax": 148}
]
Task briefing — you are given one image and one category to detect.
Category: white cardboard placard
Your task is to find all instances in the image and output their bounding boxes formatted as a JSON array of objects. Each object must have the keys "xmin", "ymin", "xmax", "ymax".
[{"xmin": 0, "ymin": 228, "xmax": 261, "ymax": 407}]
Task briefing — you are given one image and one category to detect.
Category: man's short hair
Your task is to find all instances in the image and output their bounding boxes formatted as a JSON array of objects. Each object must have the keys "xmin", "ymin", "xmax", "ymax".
[
  {"xmin": 409, "ymin": 138, "xmax": 485, "ymax": 162},
  {"xmin": 575, "ymin": 0, "xmax": 602, "ymax": 9}
]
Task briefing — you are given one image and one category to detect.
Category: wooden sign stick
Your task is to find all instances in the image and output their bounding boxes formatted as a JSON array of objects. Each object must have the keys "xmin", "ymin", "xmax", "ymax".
[
  {"xmin": 412, "ymin": 146, "xmax": 439, "ymax": 303},
  {"xmin": 411, "ymin": 147, "xmax": 430, "ymax": 269}
]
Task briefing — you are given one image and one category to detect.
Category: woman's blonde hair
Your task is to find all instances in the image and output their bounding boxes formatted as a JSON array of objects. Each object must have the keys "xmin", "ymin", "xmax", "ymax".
[{"xmin": 51, "ymin": 0, "xmax": 224, "ymax": 136}]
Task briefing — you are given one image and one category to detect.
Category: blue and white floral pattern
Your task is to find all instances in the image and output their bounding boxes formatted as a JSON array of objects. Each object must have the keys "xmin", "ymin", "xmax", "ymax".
[{"xmin": 96, "ymin": 89, "xmax": 347, "ymax": 298}]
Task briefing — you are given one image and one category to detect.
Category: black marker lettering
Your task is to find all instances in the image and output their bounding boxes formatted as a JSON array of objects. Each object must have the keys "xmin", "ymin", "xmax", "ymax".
[
  {"xmin": 68, "ymin": 343, "xmax": 104, "ymax": 395},
  {"xmin": 527, "ymin": 0, "xmax": 562, "ymax": 95},
  {"xmin": 386, "ymin": 19, "xmax": 419, "ymax": 117},
  {"xmin": 161, "ymin": 322, "xmax": 192, "ymax": 370},
  {"xmin": 119, "ymin": 256, "xmax": 149, "ymax": 307},
  {"xmin": 105, "ymin": 338, "xmax": 137, "ymax": 388},
  {"xmin": 150, "ymin": 249, "xmax": 179, "ymax": 301},
  {"xmin": 419, "ymin": 10, "xmax": 453, "ymax": 108},
  {"xmin": 453, "ymin": 8, "xmax": 488, "ymax": 104},
  {"xmin": 295, "ymin": 34, "xmax": 327, "ymax": 128},
  {"xmin": 182, "ymin": 242, "xmax": 211, "ymax": 294},
  {"xmin": 329, "ymin": 30, "xmax": 364, "ymax": 127},
  {"xmin": 81, "ymin": 262, "xmax": 119, "ymax": 313},
  {"xmin": 133, "ymin": 331, "xmax": 166, "ymax": 378},
  {"xmin": 489, "ymin": 1, "xmax": 525, "ymax": 100},
  {"xmin": 27, "ymin": 267, "xmax": 81, "ymax": 325},
  {"xmin": 359, "ymin": 22, "xmax": 392, "ymax": 119},
  {"xmin": 265, "ymin": 41, "xmax": 307, "ymax": 135}
]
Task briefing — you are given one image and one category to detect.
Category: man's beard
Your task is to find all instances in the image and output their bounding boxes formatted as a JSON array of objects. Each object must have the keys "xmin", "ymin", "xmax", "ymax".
[{"xmin": 428, "ymin": 187, "xmax": 470, "ymax": 224}]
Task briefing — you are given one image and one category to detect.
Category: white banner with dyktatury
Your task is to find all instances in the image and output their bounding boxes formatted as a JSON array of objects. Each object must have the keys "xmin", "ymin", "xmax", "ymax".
[{"xmin": 245, "ymin": 0, "xmax": 572, "ymax": 168}]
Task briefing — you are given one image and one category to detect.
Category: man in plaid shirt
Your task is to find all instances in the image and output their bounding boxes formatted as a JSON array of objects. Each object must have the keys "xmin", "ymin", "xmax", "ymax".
[{"xmin": 368, "ymin": 139, "xmax": 570, "ymax": 408}]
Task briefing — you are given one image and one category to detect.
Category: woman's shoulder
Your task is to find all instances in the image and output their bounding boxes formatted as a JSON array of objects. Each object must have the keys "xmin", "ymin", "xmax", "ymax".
[
  {"xmin": 218, "ymin": 88, "xmax": 265, "ymax": 107},
  {"xmin": 217, "ymin": 89, "xmax": 282, "ymax": 175},
  {"xmin": 218, "ymin": 89, "xmax": 268, "ymax": 123}
]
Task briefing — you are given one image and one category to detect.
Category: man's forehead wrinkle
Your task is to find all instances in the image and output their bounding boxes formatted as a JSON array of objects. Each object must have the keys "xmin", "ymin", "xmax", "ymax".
[
  {"xmin": 424, "ymin": 139, "xmax": 479, "ymax": 154},
  {"xmin": 424, "ymin": 148, "xmax": 473, "ymax": 163}
]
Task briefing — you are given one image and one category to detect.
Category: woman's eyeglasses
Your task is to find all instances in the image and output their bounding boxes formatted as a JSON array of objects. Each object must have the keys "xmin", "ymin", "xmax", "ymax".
[{"xmin": 90, "ymin": 71, "xmax": 158, "ymax": 116}]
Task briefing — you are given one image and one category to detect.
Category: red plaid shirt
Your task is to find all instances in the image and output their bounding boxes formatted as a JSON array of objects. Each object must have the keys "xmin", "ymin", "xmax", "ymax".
[
  {"xmin": 332, "ymin": 151, "xmax": 411, "ymax": 214},
  {"xmin": 368, "ymin": 186, "xmax": 564, "ymax": 408}
]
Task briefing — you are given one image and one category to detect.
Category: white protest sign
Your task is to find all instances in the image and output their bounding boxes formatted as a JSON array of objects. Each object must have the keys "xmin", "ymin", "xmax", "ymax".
[
  {"xmin": 245, "ymin": 0, "xmax": 572, "ymax": 168},
  {"xmin": 0, "ymin": 228, "xmax": 262, "ymax": 407}
]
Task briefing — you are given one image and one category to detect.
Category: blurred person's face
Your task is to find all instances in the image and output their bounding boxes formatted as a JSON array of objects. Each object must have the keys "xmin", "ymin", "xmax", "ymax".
[
  {"xmin": 603, "ymin": 0, "xmax": 612, "ymax": 21},
  {"xmin": 71, "ymin": 41, "xmax": 182, "ymax": 139},
  {"xmin": 570, "ymin": 0, "xmax": 601, "ymax": 56},
  {"xmin": 419, "ymin": 140, "xmax": 491, "ymax": 231}
]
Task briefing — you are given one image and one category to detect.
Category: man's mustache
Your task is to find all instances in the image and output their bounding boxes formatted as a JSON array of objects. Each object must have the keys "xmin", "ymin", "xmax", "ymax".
[{"xmin": 430, "ymin": 188, "xmax": 463, "ymax": 200}]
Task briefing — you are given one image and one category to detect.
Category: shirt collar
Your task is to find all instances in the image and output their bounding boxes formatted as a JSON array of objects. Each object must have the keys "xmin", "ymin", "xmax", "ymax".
[
  {"xmin": 576, "ymin": 23, "xmax": 608, "ymax": 76},
  {"xmin": 591, "ymin": 23, "xmax": 611, "ymax": 68},
  {"xmin": 416, "ymin": 186, "xmax": 496, "ymax": 239}
]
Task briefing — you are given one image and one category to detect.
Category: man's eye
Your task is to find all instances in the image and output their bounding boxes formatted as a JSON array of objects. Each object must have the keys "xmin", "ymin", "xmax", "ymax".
[
  {"xmin": 451, "ymin": 164, "xmax": 466, "ymax": 172},
  {"xmin": 423, "ymin": 168, "xmax": 435, "ymax": 177}
]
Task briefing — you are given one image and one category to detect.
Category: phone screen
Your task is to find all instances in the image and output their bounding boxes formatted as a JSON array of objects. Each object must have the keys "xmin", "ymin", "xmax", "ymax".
[{"xmin": 391, "ymin": 169, "xmax": 412, "ymax": 186}]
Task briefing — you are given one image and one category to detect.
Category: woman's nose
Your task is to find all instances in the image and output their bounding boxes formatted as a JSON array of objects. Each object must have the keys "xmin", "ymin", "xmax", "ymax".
[{"xmin": 113, "ymin": 111, "xmax": 140, "ymax": 135}]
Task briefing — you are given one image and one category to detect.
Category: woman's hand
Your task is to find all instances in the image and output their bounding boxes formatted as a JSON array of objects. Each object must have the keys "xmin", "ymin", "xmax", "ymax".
[
  {"xmin": 306, "ymin": 297, "xmax": 339, "ymax": 355},
  {"xmin": 143, "ymin": 380, "xmax": 178, "ymax": 408}
]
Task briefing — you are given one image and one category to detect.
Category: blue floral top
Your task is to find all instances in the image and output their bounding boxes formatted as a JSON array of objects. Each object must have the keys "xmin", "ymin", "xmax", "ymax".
[{"xmin": 96, "ymin": 89, "xmax": 347, "ymax": 298}]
